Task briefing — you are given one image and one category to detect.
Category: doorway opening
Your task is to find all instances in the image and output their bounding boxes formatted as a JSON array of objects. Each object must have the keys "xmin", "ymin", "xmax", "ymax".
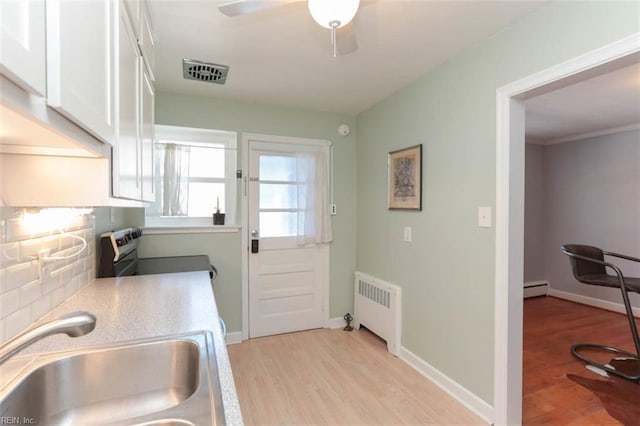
[{"xmin": 494, "ymin": 35, "xmax": 639, "ymax": 425}]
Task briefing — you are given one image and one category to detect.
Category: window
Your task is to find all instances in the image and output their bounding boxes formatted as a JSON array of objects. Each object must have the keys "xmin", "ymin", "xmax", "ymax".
[
  {"xmin": 248, "ymin": 139, "xmax": 333, "ymax": 246},
  {"xmin": 145, "ymin": 125, "xmax": 237, "ymax": 227},
  {"xmin": 258, "ymin": 154, "xmax": 299, "ymax": 237}
]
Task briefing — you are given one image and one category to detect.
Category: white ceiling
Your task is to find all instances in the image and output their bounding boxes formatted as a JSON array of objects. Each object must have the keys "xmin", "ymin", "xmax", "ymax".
[
  {"xmin": 150, "ymin": 0, "xmax": 547, "ymax": 115},
  {"xmin": 150, "ymin": 0, "xmax": 639, "ymax": 139},
  {"xmin": 525, "ymin": 62, "xmax": 640, "ymax": 144}
]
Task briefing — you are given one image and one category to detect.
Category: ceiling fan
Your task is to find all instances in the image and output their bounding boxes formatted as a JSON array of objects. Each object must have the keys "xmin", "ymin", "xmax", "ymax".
[{"xmin": 218, "ymin": 0, "xmax": 362, "ymax": 57}]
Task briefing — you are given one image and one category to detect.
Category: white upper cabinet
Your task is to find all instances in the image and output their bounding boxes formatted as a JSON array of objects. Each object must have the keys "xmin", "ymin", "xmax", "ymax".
[
  {"xmin": 123, "ymin": 0, "xmax": 141, "ymax": 38},
  {"xmin": 0, "ymin": 0, "xmax": 46, "ymax": 96},
  {"xmin": 46, "ymin": 0, "xmax": 115, "ymax": 145},
  {"xmin": 112, "ymin": 1, "xmax": 141, "ymax": 200},
  {"xmin": 140, "ymin": 62, "xmax": 155, "ymax": 202},
  {"xmin": 113, "ymin": 0, "xmax": 155, "ymax": 202},
  {"xmin": 123, "ymin": 0, "xmax": 154, "ymax": 79},
  {"xmin": 139, "ymin": 4, "xmax": 155, "ymax": 80}
]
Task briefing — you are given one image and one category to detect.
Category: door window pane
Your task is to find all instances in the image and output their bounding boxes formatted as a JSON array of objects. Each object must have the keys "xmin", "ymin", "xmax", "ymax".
[
  {"xmin": 187, "ymin": 182, "xmax": 225, "ymax": 216},
  {"xmin": 260, "ymin": 183, "xmax": 297, "ymax": 209},
  {"xmin": 259, "ymin": 155, "xmax": 296, "ymax": 182},
  {"xmin": 260, "ymin": 212, "xmax": 296, "ymax": 237}
]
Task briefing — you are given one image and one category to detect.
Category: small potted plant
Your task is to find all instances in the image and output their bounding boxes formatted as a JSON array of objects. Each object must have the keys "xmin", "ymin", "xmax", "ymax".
[{"xmin": 213, "ymin": 196, "xmax": 225, "ymax": 225}]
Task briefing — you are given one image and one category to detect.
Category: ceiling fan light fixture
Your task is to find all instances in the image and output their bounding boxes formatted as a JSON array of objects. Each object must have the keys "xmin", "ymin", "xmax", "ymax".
[{"xmin": 308, "ymin": 0, "xmax": 360, "ymax": 29}]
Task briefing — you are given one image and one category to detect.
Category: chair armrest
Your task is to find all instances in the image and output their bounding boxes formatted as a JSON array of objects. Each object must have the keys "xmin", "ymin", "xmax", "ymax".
[
  {"xmin": 603, "ymin": 251, "xmax": 640, "ymax": 263},
  {"xmin": 562, "ymin": 248, "xmax": 630, "ymax": 292},
  {"xmin": 562, "ymin": 250, "xmax": 609, "ymax": 267}
]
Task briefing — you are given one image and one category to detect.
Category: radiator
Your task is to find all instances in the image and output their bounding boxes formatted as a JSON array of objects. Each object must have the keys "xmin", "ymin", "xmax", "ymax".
[
  {"xmin": 354, "ymin": 271, "xmax": 402, "ymax": 356},
  {"xmin": 524, "ymin": 280, "xmax": 549, "ymax": 298}
]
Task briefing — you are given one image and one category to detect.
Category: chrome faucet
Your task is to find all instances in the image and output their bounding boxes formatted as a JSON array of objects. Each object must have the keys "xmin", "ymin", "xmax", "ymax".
[{"xmin": 0, "ymin": 311, "xmax": 97, "ymax": 365}]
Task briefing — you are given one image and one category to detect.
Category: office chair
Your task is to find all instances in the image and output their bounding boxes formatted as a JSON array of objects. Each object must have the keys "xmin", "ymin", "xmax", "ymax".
[{"xmin": 561, "ymin": 244, "xmax": 640, "ymax": 382}]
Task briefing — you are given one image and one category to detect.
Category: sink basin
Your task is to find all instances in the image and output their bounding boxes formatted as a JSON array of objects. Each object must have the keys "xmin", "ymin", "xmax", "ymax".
[{"xmin": 0, "ymin": 332, "xmax": 224, "ymax": 425}]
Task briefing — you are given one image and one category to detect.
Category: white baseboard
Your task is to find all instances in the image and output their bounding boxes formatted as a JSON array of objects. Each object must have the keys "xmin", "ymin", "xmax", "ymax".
[
  {"xmin": 400, "ymin": 346, "xmax": 494, "ymax": 424},
  {"xmin": 548, "ymin": 288, "xmax": 640, "ymax": 318},
  {"xmin": 225, "ymin": 331, "xmax": 243, "ymax": 345},
  {"xmin": 327, "ymin": 316, "xmax": 346, "ymax": 329},
  {"xmin": 228, "ymin": 318, "xmax": 346, "ymax": 344}
]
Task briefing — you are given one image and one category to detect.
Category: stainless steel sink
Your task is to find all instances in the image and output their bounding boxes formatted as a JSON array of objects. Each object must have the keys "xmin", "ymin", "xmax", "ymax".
[{"xmin": 0, "ymin": 332, "xmax": 224, "ymax": 425}]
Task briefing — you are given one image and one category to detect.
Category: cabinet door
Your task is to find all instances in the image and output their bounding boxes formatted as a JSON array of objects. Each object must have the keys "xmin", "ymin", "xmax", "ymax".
[
  {"xmin": 123, "ymin": 0, "xmax": 140, "ymax": 38},
  {"xmin": 140, "ymin": 62, "xmax": 155, "ymax": 202},
  {"xmin": 139, "ymin": 2, "xmax": 155, "ymax": 80},
  {"xmin": 112, "ymin": 1, "xmax": 141, "ymax": 200},
  {"xmin": 0, "ymin": 0, "xmax": 46, "ymax": 95},
  {"xmin": 46, "ymin": 0, "xmax": 115, "ymax": 145}
]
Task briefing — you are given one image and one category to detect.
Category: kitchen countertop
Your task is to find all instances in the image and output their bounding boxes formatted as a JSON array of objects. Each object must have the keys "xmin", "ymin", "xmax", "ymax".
[{"xmin": 16, "ymin": 271, "xmax": 243, "ymax": 425}]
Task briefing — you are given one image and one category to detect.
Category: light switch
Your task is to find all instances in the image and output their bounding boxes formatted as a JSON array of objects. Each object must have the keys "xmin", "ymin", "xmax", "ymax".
[
  {"xmin": 478, "ymin": 207, "xmax": 492, "ymax": 228},
  {"xmin": 404, "ymin": 226, "xmax": 412, "ymax": 242}
]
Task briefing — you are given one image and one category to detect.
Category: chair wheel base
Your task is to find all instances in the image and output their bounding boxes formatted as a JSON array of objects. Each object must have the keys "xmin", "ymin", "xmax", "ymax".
[{"xmin": 572, "ymin": 343, "xmax": 640, "ymax": 382}]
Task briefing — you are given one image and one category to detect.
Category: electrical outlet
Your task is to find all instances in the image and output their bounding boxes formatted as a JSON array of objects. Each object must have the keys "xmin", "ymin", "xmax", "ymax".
[{"xmin": 330, "ymin": 204, "xmax": 337, "ymax": 215}]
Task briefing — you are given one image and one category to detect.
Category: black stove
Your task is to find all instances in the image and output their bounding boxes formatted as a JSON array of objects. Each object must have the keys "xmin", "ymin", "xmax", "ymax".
[{"xmin": 99, "ymin": 227, "xmax": 216, "ymax": 280}]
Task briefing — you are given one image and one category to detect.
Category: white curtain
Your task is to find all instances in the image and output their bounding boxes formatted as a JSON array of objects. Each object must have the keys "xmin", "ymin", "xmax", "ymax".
[
  {"xmin": 159, "ymin": 143, "xmax": 190, "ymax": 216},
  {"xmin": 296, "ymin": 149, "xmax": 332, "ymax": 246}
]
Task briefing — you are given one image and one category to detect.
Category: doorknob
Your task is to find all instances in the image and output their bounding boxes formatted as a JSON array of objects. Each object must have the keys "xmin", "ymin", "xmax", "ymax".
[{"xmin": 251, "ymin": 229, "xmax": 259, "ymax": 237}]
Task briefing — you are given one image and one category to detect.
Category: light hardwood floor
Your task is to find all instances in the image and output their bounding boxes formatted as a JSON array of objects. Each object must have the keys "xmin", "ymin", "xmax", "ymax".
[{"xmin": 227, "ymin": 327, "xmax": 486, "ymax": 425}]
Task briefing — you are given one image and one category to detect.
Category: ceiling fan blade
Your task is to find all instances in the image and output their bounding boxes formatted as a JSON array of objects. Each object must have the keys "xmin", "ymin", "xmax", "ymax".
[
  {"xmin": 218, "ymin": 0, "xmax": 299, "ymax": 17},
  {"xmin": 337, "ymin": 21, "xmax": 358, "ymax": 55}
]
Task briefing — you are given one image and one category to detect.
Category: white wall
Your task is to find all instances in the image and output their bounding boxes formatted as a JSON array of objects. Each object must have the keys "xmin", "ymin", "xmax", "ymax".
[{"xmin": 542, "ymin": 129, "xmax": 640, "ymax": 308}]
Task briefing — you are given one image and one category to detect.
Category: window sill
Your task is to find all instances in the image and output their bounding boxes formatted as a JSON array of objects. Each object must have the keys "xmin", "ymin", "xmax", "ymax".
[{"xmin": 142, "ymin": 225, "xmax": 241, "ymax": 235}]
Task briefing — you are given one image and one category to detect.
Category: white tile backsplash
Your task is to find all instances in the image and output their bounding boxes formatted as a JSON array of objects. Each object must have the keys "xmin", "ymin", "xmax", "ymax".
[
  {"xmin": 50, "ymin": 286, "xmax": 67, "ymax": 307},
  {"xmin": 20, "ymin": 236, "xmax": 59, "ymax": 259},
  {"xmin": 18, "ymin": 280, "xmax": 41, "ymax": 308},
  {"xmin": 56, "ymin": 264, "xmax": 74, "ymax": 284},
  {"xmin": 0, "ymin": 209, "xmax": 96, "ymax": 342},
  {"xmin": 0, "ymin": 288, "xmax": 19, "ymax": 319},
  {"xmin": 0, "ymin": 242, "xmax": 19, "ymax": 267},
  {"xmin": 65, "ymin": 276, "xmax": 81, "ymax": 299},
  {"xmin": 31, "ymin": 295, "xmax": 51, "ymax": 320},
  {"xmin": 4, "ymin": 305, "xmax": 32, "ymax": 339},
  {"xmin": 72, "ymin": 257, "xmax": 85, "ymax": 277},
  {"xmin": 6, "ymin": 261, "xmax": 39, "ymax": 289}
]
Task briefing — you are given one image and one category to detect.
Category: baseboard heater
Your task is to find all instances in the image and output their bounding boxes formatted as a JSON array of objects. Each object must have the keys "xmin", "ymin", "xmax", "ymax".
[
  {"xmin": 524, "ymin": 280, "xmax": 549, "ymax": 298},
  {"xmin": 354, "ymin": 271, "xmax": 402, "ymax": 356}
]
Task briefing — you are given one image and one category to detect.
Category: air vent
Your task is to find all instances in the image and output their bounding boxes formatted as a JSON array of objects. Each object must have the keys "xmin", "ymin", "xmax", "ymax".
[{"xmin": 182, "ymin": 59, "xmax": 229, "ymax": 84}]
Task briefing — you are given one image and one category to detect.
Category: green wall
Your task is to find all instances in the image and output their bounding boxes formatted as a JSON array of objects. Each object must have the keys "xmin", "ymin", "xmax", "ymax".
[
  {"xmin": 147, "ymin": 93, "xmax": 357, "ymax": 332},
  {"xmin": 355, "ymin": 1, "xmax": 639, "ymax": 404}
]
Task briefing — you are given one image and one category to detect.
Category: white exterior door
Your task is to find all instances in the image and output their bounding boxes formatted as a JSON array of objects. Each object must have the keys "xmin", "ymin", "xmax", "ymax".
[{"xmin": 248, "ymin": 136, "xmax": 330, "ymax": 338}]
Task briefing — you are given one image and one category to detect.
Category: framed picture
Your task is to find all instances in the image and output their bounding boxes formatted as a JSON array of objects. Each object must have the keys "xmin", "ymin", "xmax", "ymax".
[{"xmin": 388, "ymin": 144, "xmax": 422, "ymax": 210}]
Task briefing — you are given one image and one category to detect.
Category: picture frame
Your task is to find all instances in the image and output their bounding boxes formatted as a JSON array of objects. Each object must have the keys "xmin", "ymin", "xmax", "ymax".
[{"xmin": 388, "ymin": 144, "xmax": 422, "ymax": 210}]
